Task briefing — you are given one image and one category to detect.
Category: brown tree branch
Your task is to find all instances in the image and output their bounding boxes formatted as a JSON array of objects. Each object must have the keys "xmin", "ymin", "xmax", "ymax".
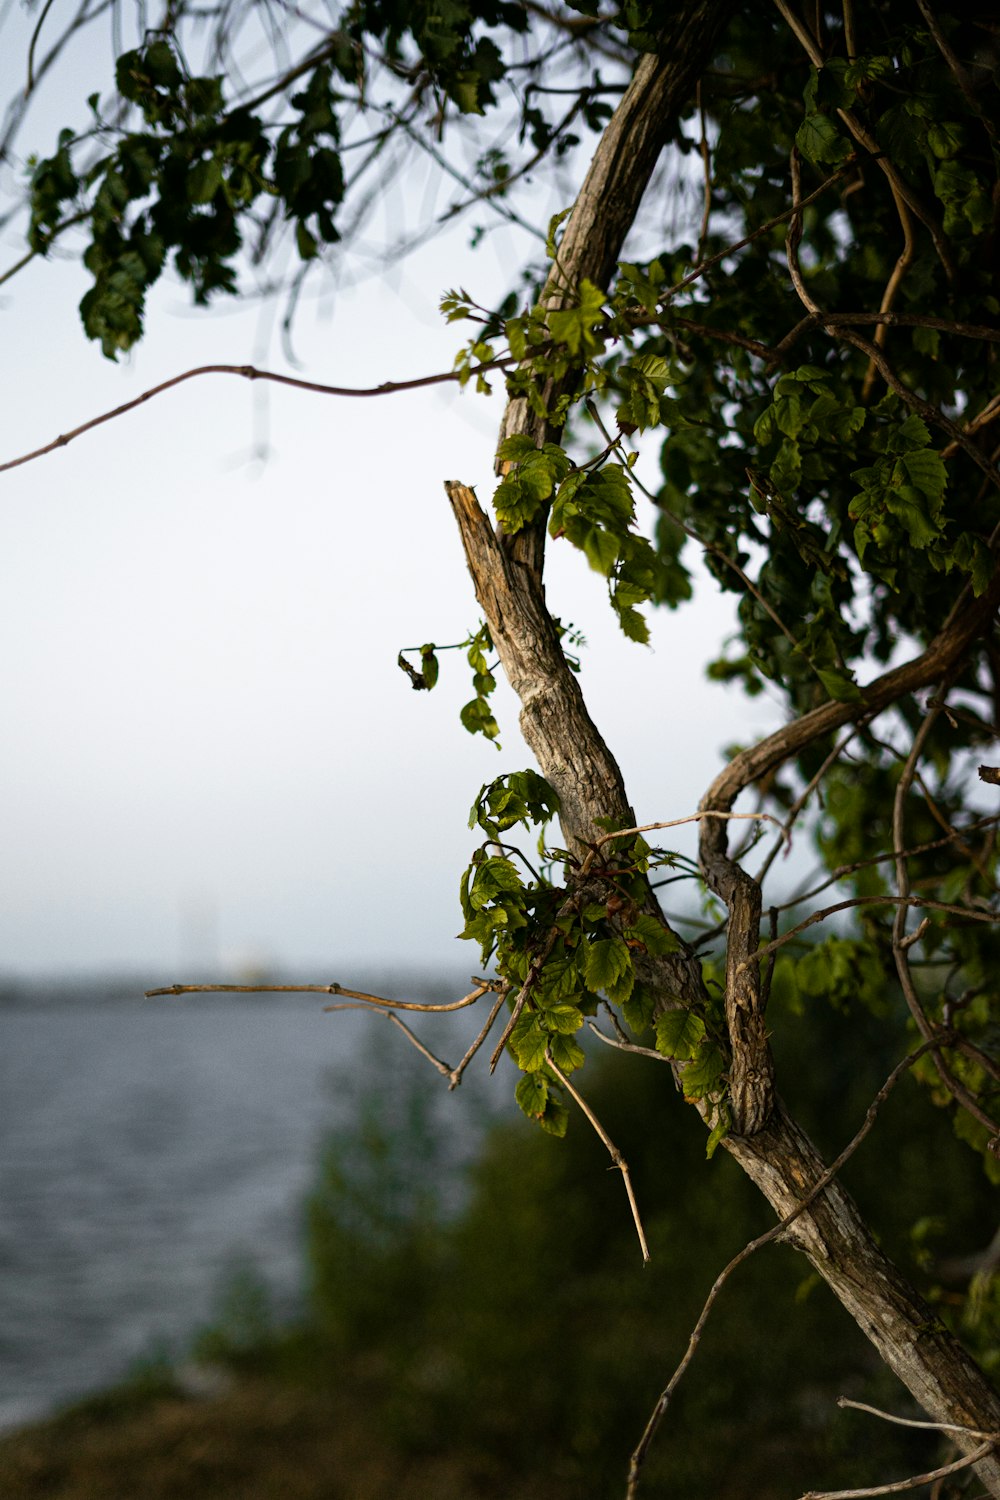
[
  {"xmin": 0, "ymin": 355, "xmax": 519, "ymax": 477},
  {"xmin": 446, "ymin": 19, "xmax": 1000, "ymax": 1496},
  {"xmin": 797, "ymin": 1443, "xmax": 996, "ymax": 1500},
  {"xmin": 627, "ymin": 1038, "xmax": 945, "ymax": 1499},
  {"xmin": 838, "ymin": 1397, "xmax": 999, "ymax": 1442},
  {"xmin": 147, "ymin": 979, "xmax": 497, "ymax": 1012}
]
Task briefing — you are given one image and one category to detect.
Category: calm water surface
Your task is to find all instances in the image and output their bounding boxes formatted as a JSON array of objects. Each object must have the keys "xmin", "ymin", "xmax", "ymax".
[{"xmin": 0, "ymin": 983, "xmax": 478, "ymax": 1430}]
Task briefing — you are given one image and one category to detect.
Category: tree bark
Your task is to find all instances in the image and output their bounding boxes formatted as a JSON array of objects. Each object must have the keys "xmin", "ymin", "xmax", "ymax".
[
  {"xmin": 498, "ymin": 1, "xmax": 736, "ymax": 579},
  {"xmin": 447, "ymin": 18, "xmax": 1000, "ymax": 1497}
]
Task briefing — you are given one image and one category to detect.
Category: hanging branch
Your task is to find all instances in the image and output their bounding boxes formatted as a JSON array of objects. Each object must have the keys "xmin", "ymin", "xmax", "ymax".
[
  {"xmin": 545, "ymin": 1050, "xmax": 650, "ymax": 1263},
  {"xmin": 328, "ymin": 1002, "xmax": 455, "ymax": 1078},
  {"xmin": 626, "ymin": 1037, "xmax": 948, "ymax": 1499}
]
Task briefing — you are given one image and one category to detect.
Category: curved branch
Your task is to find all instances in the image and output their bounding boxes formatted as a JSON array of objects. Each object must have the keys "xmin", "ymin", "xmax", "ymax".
[{"xmin": 0, "ymin": 354, "xmax": 518, "ymax": 476}]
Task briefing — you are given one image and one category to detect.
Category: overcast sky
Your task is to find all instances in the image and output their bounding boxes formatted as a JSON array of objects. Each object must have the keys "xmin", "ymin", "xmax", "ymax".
[{"xmin": 0, "ymin": 18, "xmax": 781, "ymax": 984}]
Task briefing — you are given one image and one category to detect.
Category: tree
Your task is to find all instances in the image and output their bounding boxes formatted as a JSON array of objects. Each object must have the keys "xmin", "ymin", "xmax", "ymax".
[{"xmin": 3, "ymin": 2, "xmax": 999, "ymax": 1494}]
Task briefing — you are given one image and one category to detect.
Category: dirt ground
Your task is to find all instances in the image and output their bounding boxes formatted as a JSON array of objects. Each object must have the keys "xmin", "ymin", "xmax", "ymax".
[{"xmin": 0, "ymin": 1379, "xmax": 505, "ymax": 1500}]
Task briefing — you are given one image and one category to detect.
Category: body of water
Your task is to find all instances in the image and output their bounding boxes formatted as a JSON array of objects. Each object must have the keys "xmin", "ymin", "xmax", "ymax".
[{"xmin": 0, "ymin": 979, "xmax": 484, "ymax": 1430}]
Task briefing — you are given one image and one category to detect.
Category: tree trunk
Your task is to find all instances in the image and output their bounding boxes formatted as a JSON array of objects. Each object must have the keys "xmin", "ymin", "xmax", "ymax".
[{"xmin": 447, "ymin": 18, "xmax": 1000, "ymax": 1495}]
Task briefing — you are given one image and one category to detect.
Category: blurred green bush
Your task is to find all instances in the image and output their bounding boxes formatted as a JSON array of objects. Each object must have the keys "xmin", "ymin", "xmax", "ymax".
[{"xmin": 199, "ymin": 996, "xmax": 998, "ymax": 1499}]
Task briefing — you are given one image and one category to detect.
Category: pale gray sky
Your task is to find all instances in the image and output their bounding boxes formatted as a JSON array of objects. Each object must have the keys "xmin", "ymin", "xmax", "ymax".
[{"xmin": 0, "ymin": 15, "xmax": 779, "ymax": 982}]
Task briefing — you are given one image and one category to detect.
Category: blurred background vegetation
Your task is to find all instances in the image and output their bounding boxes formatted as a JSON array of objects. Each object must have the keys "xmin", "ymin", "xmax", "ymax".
[{"xmin": 1, "ymin": 980, "xmax": 997, "ymax": 1500}]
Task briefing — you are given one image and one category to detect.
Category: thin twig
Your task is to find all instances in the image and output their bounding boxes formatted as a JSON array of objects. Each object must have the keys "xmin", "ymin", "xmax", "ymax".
[
  {"xmin": 448, "ymin": 989, "xmax": 507, "ymax": 1089},
  {"xmin": 0, "ymin": 210, "xmax": 89, "ymax": 290},
  {"xmin": 837, "ymin": 1397, "xmax": 1000, "ymax": 1442},
  {"xmin": 586, "ymin": 1019, "xmax": 671, "ymax": 1063},
  {"xmin": 545, "ymin": 1050, "xmax": 650, "ymax": 1263},
  {"xmin": 592, "ymin": 810, "xmax": 787, "ymax": 855},
  {"xmin": 861, "ymin": 176, "xmax": 913, "ymax": 402},
  {"xmin": 147, "ymin": 979, "xmax": 494, "ymax": 1012},
  {"xmin": 626, "ymin": 1038, "xmax": 946, "ymax": 1499},
  {"xmin": 772, "ymin": 816, "xmax": 1000, "ymax": 916},
  {"xmin": 796, "ymin": 1443, "xmax": 996, "ymax": 1500},
  {"xmin": 0, "ymin": 355, "xmax": 519, "ymax": 477},
  {"xmin": 658, "ymin": 165, "xmax": 851, "ymax": 309},
  {"xmin": 26, "ymin": 0, "xmax": 58, "ymax": 92},
  {"xmin": 754, "ymin": 721, "xmax": 869, "ymax": 888},
  {"xmin": 739, "ymin": 892, "xmax": 1000, "ymax": 973},
  {"xmin": 328, "ymin": 1004, "xmax": 454, "ymax": 1077},
  {"xmin": 695, "ymin": 79, "xmax": 712, "ymax": 259},
  {"xmin": 891, "ymin": 687, "xmax": 1000, "ymax": 1143}
]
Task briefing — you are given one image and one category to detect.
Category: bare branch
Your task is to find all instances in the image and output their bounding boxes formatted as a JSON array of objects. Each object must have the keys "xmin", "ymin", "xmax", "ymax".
[
  {"xmin": 448, "ymin": 988, "xmax": 508, "ymax": 1090},
  {"xmin": 545, "ymin": 1050, "xmax": 649, "ymax": 1263},
  {"xmin": 837, "ymin": 1397, "xmax": 1000, "ymax": 1443},
  {"xmin": 0, "ymin": 355, "xmax": 519, "ymax": 477},
  {"xmin": 796, "ymin": 1442, "xmax": 996, "ymax": 1500},
  {"xmin": 147, "ymin": 979, "xmax": 497, "ymax": 1012},
  {"xmin": 743, "ymin": 893, "xmax": 1000, "ymax": 972},
  {"xmin": 891, "ymin": 687, "xmax": 1000, "ymax": 1143},
  {"xmin": 328, "ymin": 1003, "xmax": 454, "ymax": 1077},
  {"xmin": 627, "ymin": 1038, "xmax": 945, "ymax": 1498},
  {"xmin": 591, "ymin": 810, "xmax": 787, "ymax": 856}
]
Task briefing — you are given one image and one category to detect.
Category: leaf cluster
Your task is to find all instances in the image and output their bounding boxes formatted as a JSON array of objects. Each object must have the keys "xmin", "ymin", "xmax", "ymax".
[{"xmin": 458, "ymin": 774, "xmax": 733, "ymax": 1134}]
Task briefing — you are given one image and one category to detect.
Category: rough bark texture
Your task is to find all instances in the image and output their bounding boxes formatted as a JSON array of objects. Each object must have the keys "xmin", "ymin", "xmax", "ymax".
[
  {"xmin": 448, "ymin": 16, "xmax": 1000, "ymax": 1496},
  {"xmin": 499, "ymin": 2, "xmax": 735, "ymax": 578},
  {"xmin": 727, "ymin": 1105, "xmax": 1000, "ymax": 1493}
]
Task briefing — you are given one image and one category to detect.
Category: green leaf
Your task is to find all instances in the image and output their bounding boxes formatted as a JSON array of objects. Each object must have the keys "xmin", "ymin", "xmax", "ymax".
[
  {"xmin": 509, "ymin": 1013, "xmax": 549, "ymax": 1072},
  {"xmin": 615, "ymin": 603, "xmax": 649, "ymax": 644},
  {"xmin": 538, "ymin": 1097, "xmax": 570, "ymax": 1137},
  {"xmin": 625, "ymin": 914, "xmax": 679, "ymax": 956},
  {"xmin": 705, "ymin": 1106, "xmax": 731, "ymax": 1159},
  {"xmin": 582, "ymin": 525, "xmax": 620, "ymax": 575},
  {"xmin": 621, "ymin": 985, "xmax": 654, "ymax": 1034},
  {"xmin": 548, "ymin": 1032, "xmax": 585, "ymax": 1073},
  {"xmin": 547, "ymin": 278, "xmax": 606, "ymax": 357},
  {"xmin": 515, "ymin": 1070, "xmax": 549, "ymax": 1118},
  {"xmin": 469, "ymin": 856, "xmax": 523, "ymax": 909},
  {"xmin": 187, "ymin": 157, "xmax": 222, "ymax": 204},
  {"xmin": 884, "ymin": 485, "xmax": 942, "ymax": 548},
  {"xmin": 583, "ymin": 935, "xmax": 631, "ymax": 994},
  {"xmin": 419, "ymin": 645, "xmax": 439, "ymax": 690},
  {"xmin": 795, "ymin": 113, "xmax": 850, "ymax": 165},
  {"xmin": 654, "ymin": 1009, "xmax": 705, "ymax": 1061},
  {"xmin": 545, "ymin": 205, "xmax": 572, "ymax": 258},
  {"xmin": 460, "ymin": 696, "xmax": 501, "ymax": 743},
  {"xmin": 900, "ymin": 448, "xmax": 947, "ymax": 501},
  {"xmin": 543, "ymin": 1003, "xmax": 585, "ymax": 1035},
  {"xmin": 682, "ymin": 1042, "xmax": 726, "ymax": 1101},
  {"xmin": 953, "ymin": 533, "xmax": 993, "ymax": 596},
  {"xmin": 815, "ymin": 666, "xmax": 862, "ymax": 703}
]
